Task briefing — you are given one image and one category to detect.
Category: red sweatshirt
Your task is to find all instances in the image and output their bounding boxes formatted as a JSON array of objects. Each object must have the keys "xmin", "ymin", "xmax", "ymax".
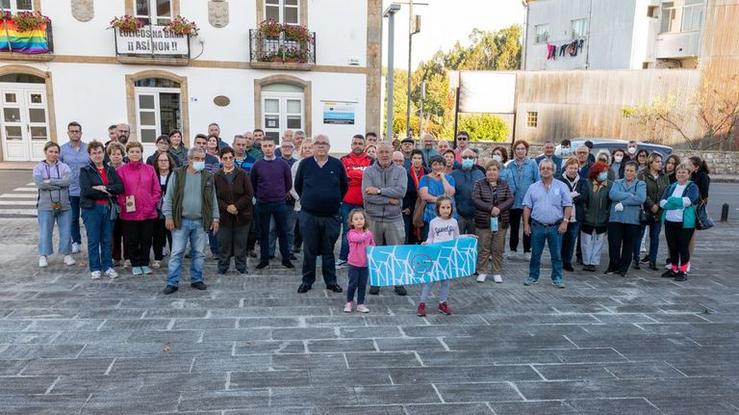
[{"xmin": 341, "ymin": 152, "xmax": 373, "ymax": 205}]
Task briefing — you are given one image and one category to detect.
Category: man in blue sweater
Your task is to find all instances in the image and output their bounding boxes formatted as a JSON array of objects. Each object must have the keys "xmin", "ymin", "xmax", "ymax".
[
  {"xmin": 250, "ymin": 138, "xmax": 294, "ymax": 270},
  {"xmin": 294, "ymin": 134, "xmax": 349, "ymax": 294}
]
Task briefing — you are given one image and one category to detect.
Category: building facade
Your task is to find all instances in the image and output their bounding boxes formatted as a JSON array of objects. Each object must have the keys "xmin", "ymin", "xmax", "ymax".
[
  {"xmin": 0, "ymin": 0, "xmax": 382, "ymax": 161},
  {"xmin": 523, "ymin": 0, "xmax": 706, "ymax": 71}
]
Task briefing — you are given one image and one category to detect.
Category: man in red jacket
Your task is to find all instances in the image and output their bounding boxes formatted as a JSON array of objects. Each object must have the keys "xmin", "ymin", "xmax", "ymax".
[{"xmin": 337, "ymin": 134, "xmax": 374, "ymax": 265}]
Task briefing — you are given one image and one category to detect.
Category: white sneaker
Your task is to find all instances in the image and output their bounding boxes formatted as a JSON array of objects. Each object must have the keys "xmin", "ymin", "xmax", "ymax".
[
  {"xmin": 343, "ymin": 302, "xmax": 352, "ymax": 313},
  {"xmin": 356, "ymin": 304, "xmax": 370, "ymax": 313},
  {"xmin": 493, "ymin": 274, "xmax": 503, "ymax": 283},
  {"xmin": 72, "ymin": 242, "xmax": 80, "ymax": 254},
  {"xmin": 105, "ymin": 268, "xmax": 118, "ymax": 279},
  {"xmin": 686, "ymin": 262, "xmax": 691, "ymax": 273},
  {"xmin": 38, "ymin": 256, "xmax": 48, "ymax": 268},
  {"xmin": 123, "ymin": 259, "xmax": 131, "ymax": 268},
  {"xmin": 90, "ymin": 271, "xmax": 102, "ymax": 280},
  {"xmin": 63, "ymin": 255, "xmax": 76, "ymax": 266},
  {"xmin": 523, "ymin": 252, "xmax": 531, "ymax": 261},
  {"xmin": 476, "ymin": 273, "xmax": 487, "ymax": 283},
  {"xmin": 665, "ymin": 262, "xmax": 672, "ymax": 270},
  {"xmin": 506, "ymin": 252, "xmax": 519, "ymax": 260}
]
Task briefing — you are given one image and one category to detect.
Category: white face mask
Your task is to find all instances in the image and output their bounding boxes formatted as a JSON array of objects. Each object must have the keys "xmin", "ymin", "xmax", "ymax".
[
  {"xmin": 492, "ymin": 154, "xmax": 503, "ymax": 163},
  {"xmin": 627, "ymin": 147, "xmax": 637, "ymax": 155},
  {"xmin": 192, "ymin": 161, "xmax": 205, "ymax": 171}
]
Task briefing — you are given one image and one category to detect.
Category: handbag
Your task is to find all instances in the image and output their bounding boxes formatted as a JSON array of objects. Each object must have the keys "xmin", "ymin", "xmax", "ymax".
[
  {"xmin": 639, "ymin": 208, "xmax": 650, "ymax": 224},
  {"xmin": 109, "ymin": 199, "xmax": 121, "ymax": 221},
  {"xmin": 695, "ymin": 201, "xmax": 714, "ymax": 230},
  {"xmin": 412, "ymin": 196, "xmax": 426, "ymax": 228}
]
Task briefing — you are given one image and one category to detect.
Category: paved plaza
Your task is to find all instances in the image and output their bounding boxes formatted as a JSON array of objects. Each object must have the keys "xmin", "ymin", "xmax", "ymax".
[{"xmin": 1, "ymin": 217, "xmax": 738, "ymax": 414}]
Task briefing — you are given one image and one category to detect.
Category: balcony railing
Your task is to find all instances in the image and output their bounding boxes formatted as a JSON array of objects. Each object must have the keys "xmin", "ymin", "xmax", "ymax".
[
  {"xmin": 249, "ymin": 29, "xmax": 316, "ymax": 66},
  {"xmin": 0, "ymin": 19, "xmax": 53, "ymax": 55}
]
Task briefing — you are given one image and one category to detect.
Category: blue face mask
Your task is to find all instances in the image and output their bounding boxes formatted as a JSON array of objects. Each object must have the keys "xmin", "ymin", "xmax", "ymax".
[
  {"xmin": 192, "ymin": 161, "xmax": 205, "ymax": 172},
  {"xmin": 462, "ymin": 158, "xmax": 475, "ymax": 170},
  {"xmin": 597, "ymin": 171, "xmax": 608, "ymax": 182}
]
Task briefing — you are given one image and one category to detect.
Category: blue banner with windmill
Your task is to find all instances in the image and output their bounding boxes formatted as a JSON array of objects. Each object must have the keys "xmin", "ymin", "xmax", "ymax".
[{"xmin": 367, "ymin": 237, "xmax": 478, "ymax": 287}]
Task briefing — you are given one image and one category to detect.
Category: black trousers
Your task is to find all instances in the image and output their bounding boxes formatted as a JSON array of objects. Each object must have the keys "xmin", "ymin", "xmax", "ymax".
[
  {"xmin": 607, "ymin": 222, "xmax": 639, "ymax": 273},
  {"xmin": 152, "ymin": 218, "xmax": 171, "ymax": 261},
  {"xmin": 664, "ymin": 221, "xmax": 694, "ymax": 267},
  {"xmin": 122, "ymin": 219, "xmax": 154, "ymax": 267},
  {"xmin": 300, "ymin": 211, "xmax": 340, "ymax": 287},
  {"xmin": 509, "ymin": 208, "xmax": 531, "ymax": 253},
  {"xmin": 218, "ymin": 224, "xmax": 249, "ymax": 272}
]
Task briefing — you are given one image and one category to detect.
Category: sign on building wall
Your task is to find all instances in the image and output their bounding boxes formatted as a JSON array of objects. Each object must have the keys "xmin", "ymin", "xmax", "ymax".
[
  {"xmin": 115, "ymin": 26, "xmax": 190, "ymax": 57},
  {"xmin": 322, "ymin": 100, "xmax": 356, "ymax": 125}
]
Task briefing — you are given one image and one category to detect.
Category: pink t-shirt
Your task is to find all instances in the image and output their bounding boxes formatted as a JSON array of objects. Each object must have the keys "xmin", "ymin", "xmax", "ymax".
[{"xmin": 347, "ymin": 229, "xmax": 375, "ymax": 268}]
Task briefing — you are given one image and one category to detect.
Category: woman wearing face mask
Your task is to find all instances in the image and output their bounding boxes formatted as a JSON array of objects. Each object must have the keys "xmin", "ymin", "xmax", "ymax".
[
  {"xmin": 605, "ymin": 161, "xmax": 646, "ymax": 277},
  {"xmin": 116, "ymin": 142, "xmax": 162, "ymax": 276},
  {"xmin": 450, "ymin": 149, "xmax": 485, "ymax": 235},
  {"xmin": 659, "ymin": 163, "xmax": 701, "ymax": 282},
  {"xmin": 595, "ymin": 150, "xmax": 615, "ymax": 181},
  {"xmin": 557, "ymin": 157, "xmax": 589, "ymax": 272},
  {"xmin": 580, "ymin": 161, "xmax": 612, "ymax": 272},
  {"xmin": 635, "ymin": 153, "xmax": 669, "ymax": 271},
  {"xmin": 610, "ymin": 149, "xmax": 626, "ymax": 180},
  {"xmin": 491, "ymin": 146, "xmax": 514, "ymax": 189}
]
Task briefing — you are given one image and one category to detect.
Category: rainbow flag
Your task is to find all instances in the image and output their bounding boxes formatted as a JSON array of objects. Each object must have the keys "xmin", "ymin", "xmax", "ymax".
[{"xmin": 0, "ymin": 19, "xmax": 50, "ymax": 54}]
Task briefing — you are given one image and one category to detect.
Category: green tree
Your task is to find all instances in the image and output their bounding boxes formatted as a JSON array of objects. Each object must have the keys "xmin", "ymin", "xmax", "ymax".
[{"xmin": 452, "ymin": 114, "xmax": 509, "ymax": 142}]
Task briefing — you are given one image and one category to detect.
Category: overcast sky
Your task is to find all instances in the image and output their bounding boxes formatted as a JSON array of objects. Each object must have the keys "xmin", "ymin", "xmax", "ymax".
[{"xmin": 381, "ymin": 0, "xmax": 526, "ymax": 70}]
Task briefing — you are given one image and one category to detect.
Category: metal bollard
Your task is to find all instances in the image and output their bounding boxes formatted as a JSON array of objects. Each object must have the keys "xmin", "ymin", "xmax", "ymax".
[{"xmin": 721, "ymin": 203, "xmax": 729, "ymax": 222}]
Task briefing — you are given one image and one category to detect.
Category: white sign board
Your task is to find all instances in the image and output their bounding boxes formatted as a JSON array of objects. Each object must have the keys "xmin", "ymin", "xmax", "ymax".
[
  {"xmin": 458, "ymin": 71, "xmax": 516, "ymax": 114},
  {"xmin": 115, "ymin": 25, "xmax": 189, "ymax": 57}
]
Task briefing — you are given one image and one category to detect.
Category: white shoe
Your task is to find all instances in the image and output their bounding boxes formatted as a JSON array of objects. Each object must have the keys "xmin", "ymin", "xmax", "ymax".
[
  {"xmin": 343, "ymin": 302, "xmax": 352, "ymax": 313},
  {"xmin": 506, "ymin": 252, "xmax": 519, "ymax": 260},
  {"xmin": 63, "ymin": 255, "xmax": 76, "ymax": 266},
  {"xmin": 151, "ymin": 260, "xmax": 161, "ymax": 269},
  {"xmin": 493, "ymin": 274, "xmax": 503, "ymax": 283},
  {"xmin": 105, "ymin": 268, "xmax": 118, "ymax": 279},
  {"xmin": 38, "ymin": 256, "xmax": 48, "ymax": 268},
  {"xmin": 523, "ymin": 252, "xmax": 531, "ymax": 261},
  {"xmin": 123, "ymin": 259, "xmax": 131, "ymax": 268},
  {"xmin": 665, "ymin": 262, "xmax": 672, "ymax": 270},
  {"xmin": 686, "ymin": 262, "xmax": 691, "ymax": 273},
  {"xmin": 72, "ymin": 242, "xmax": 80, "ymax": 254},
  {"xmin": 356, "ymin": 304, "xmax": 370, "ymax": 313},
  {"xmin": 476, "ymin": 274, "xmax": 487, "ymax": 283},
  {"xmin": 90, "ymin": 271, "xmax": 102, "ymax": 280}
]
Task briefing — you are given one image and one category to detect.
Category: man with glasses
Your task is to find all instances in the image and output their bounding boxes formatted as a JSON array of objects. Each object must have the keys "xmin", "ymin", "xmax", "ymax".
[
  {"xmin": 575, "ymin": 145, "xmax": 592, "ymax": 179},
  {"xmin": 162, "ymin": 146, "xmax": 220, "ymax": 295},
  {"xmin": 450, "ymin": 148, "xmax": 485, "ymax": 235},
  {"xmin": 60, "ymin": 121, "xmax": 89, "ymax": 255},
  {"xmin": 522, "ymin": 159, "xmax": 573, "ymax": 289},
  {"xmin": 294, "ymin": 134, "xmax": 348, "ymax": 294},
  {"xmin": 453, "ymin": 131, "xmax": 471, "ymax": 163}
]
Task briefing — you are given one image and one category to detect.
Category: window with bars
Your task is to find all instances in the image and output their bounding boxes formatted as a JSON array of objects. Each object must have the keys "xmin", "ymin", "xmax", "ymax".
[{"xmin": 527, "ymin": 112, "xmax": 538, "ymax": 128}]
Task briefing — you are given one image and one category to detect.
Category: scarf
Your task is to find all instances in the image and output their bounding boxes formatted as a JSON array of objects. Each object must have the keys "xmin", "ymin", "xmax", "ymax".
[
  {"xmin": 562, "ymin": 174, "xmax": 580, "ymax": 191},
  {"xmin": 410, "ymin": 166, "xmax": 424, "ymax": 190},
  {"xmin": 592, "ymin": 178, "xmax": 607, "ymax": 193}
]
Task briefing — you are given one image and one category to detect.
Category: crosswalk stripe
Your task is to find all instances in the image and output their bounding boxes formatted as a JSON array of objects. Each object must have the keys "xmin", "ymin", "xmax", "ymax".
[
  {"xmin": 0, "ymin": 200, "xmax": 37, "ymax": 206},
  {"xmin": 0, "ymin": 208, "xmax": 37, "ymax": 216},
  {"xmin": 25, "ymin": 182, "xmax": 35, "ymax": 186},
  {"xmin": 13, "ymin": 187, "xmax": 38, "ymax": 192},
  {"xmin": 0, "ymin": 193, "xmax": 37, "ymax": 198}
]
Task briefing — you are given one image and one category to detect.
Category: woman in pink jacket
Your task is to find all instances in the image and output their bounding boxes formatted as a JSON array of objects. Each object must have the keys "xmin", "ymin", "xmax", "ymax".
[{"xmin": 117, "ymin": 142, "xmax": 161, "ymax": 275}]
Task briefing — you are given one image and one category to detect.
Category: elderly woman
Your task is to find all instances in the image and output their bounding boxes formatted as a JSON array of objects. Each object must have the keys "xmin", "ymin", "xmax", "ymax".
[
  {"xmin": 660, "ymin": 162, "xmax": 701, "ymax": 282},
  {"xmin": 107, "ymin": 142, "xmax": 128, "ymax": 267},
  {"xmin": 472, "ymin": 159, "xmax": 513, "ymax": 283},
  {"xmin": 606, "ymin": 161, "xmax": 646, "ymax": 277},
  {"xmin": 580, "ymin": 161, "xmax": 612, "ymax": 272},
  {"xmin": 34, "ymin": 141, "xmax": 75, "ymax": 268},
  {"xmin": 117, "ymin": 142, "xmax": 161, "ymax": 276},
  {"xmin": 418, "ymin": 155, "xmax": 456, "ymax": 241},
  {"xmin": 215, "ymin": 146, "xmax": 254, "ymax": 275},
  {"xmin": 635, "ymin": 152, "xmax": 669, "ymax": 270},
  {"xmin": 80, "ymin": 141, "xmax": 123, "ymax": 279}
]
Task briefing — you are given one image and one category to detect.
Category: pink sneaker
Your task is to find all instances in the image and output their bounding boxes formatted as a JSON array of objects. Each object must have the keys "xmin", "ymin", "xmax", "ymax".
[
  {"xmin": 417, "ymin": 302, "xmax": 426, "ymax": 317},
  {"xmin": 343, "ymin": 302, "xmax": 352, "ymax": 313},
  {"xmin": 438, "ymin": 302, "xmax": 452, "ymax": 315},
  {"xmin": 356, "ymin": 304, "xmax": 370, "ymax": 313}
]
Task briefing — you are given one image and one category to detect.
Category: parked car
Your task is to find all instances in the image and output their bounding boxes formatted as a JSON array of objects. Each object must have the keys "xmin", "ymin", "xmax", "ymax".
[{"xmin": 553, "ymin": 138, "xmax": 673, "ymax": 159}]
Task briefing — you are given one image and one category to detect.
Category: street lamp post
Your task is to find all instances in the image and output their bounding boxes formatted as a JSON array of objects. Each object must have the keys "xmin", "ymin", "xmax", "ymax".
[{"xmin": 383, "ymin": 3, "xmax": 401, "ymax": 141}]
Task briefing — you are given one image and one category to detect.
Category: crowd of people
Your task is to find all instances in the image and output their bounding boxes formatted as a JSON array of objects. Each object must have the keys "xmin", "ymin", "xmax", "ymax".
[{"xmin": 34, "ymin": 124, "xmax": 712, "ymax": 315}]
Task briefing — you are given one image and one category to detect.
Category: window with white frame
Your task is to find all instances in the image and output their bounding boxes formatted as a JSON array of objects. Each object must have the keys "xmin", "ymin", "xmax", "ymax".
[
  {"xmin": 0, "ymin": 0, "xmax": 33, "ymax": 13},
  {"xmin": 534, "ymin": 24, "xmax": 549, "ymax": 44},
  {"xmin": 681, "ymin": 0, "xmax": 704, "ymax": 32},
  {"xmin": 265, "ymin": 0, "xmax": 300, "ymax": 25},
  {"xmin": 571, "ymin": 18, "xmax": 589, "ymax": 39},
  {"xmin": 136, "ymin": 0, "xmax": 172, "ymax": 25},
  {"xmin": 660, "ymin": 0, "xmax": 704, "ymax": 33},
  {"xmin": 134, "ymin": 78, "xmax": 181, "ymax": 149},
  {"xmin": 262, "ymin": 84, "xmax": 304, "ymax": 142}
]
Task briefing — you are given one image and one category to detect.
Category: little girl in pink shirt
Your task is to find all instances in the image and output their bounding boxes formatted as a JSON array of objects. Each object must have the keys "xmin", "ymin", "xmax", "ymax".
[{"xmin": 344, "ymin": 209, "xmax": 375, "ymax": 313}]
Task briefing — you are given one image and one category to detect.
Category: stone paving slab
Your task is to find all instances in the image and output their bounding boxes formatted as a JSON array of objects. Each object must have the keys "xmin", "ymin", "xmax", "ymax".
[{"xmin": 1, "ymin": 218, "xmax": 739, "ymax": 413}]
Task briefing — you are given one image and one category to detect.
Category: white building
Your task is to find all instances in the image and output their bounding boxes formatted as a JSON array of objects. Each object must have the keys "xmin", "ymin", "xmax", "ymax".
[
  {"xmin": 523, "ymin": 0, "xmax": 705, "ymax": 71},
  {"xmin": 0, "ymin": 0, "xmax": 382, "ymax": 161}
]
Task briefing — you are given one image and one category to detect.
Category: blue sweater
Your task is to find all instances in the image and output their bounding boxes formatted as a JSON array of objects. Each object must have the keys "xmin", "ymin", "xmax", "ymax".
[
  {"xmin": 294, "ymin": 156, "xmax": 348, "ymax": 216},
  {"xmin": 505, "ymin": 158, "xmax": 540, "ymax": 209},
  {"xmin": 608, "ymin": 178, "xmax": 646, "ymax": 225},
  {"xmin": 250, "ymin": 158, "xmax": 292, "ymax": 203},
  {"xmin": 450, "ymin": 167, "xmax": 484, "ymax": 218}
]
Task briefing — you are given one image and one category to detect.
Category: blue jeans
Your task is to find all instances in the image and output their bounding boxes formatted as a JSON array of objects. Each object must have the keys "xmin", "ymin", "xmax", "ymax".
[
  {"xmin": 529, "ymin": 221, "xmax": 564, "ymax": 283},
  {"xmin": 633, "ymin": 218, "xmax": 662, "ymax": 264},
  {"xmin": 257, "ymin": 201, "xmax": 289, "ymax": 262},
  {"xmin": 300, "ymin": 211, "xmax": 340, "ymax": 286},
  {"xmin": 269, "ymin": 205, "xmax": 296, "ymax": 257},
  {"xmin": 69, "ymin": 196, "xmax": 81, "ymax": 244},
  {"xmin": 37, "ymin": 209, "xmax": 72, "ymax": 256},
  {"xmin": 339, "ymin": 202, "xmax": 362, "ymax": 261},
  {"xmin": 561, "ymin": 221, "xmax": 581, "ymax": 266},
  {"xmin": 167, "ymin": 218, "xmax": 207, "ymax": 287},
  {"xmin": 81, "ymin": 204, "xmax": 114, "ymax": 272}
]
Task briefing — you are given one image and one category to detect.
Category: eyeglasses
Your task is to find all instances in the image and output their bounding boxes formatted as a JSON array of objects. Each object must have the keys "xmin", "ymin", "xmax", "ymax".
[
  {"xmin": 221, "ymin": 156, "xmax": 234, "ymax": 160},
  {"xmin": 457, "ymin": 137, "xmax": 468, "ymax": 141}
]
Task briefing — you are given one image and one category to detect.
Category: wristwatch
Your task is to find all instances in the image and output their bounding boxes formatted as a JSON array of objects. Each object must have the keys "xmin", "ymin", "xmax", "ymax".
[{"xmin": 377, "ymin": 189, "xmax": 382, "ymax": 195}]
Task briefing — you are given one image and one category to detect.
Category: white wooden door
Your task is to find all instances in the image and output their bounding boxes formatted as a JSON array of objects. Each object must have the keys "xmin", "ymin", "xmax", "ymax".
[
  {"xmin": 0, "ymin": 85, "xmax": 48, "ymax": 161},
  {"xmin": 262, "ymin": 92, "xmax": 303, "ymax": 143},
  {"xmin": 135, "ymin": 87, "xmax": 181, "ymax": 156}
]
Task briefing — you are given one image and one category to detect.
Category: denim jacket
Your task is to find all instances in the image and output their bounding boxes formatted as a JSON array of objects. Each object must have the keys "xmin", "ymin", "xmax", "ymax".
[
  {"xmin": 608, "ymin": 178, "xmax": 646, "ymax": 225},
  {"xmin": 505, "ymin": 158, "xmax": 540, "ymax": 209}
]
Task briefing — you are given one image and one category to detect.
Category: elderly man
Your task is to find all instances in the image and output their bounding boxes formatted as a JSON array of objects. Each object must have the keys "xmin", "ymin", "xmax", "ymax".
[
  {"xmin": 268, "ymin": 139, "xmax": 299, "ymax": 260},
  {"xmin": 162, "ymin": 147, "xmax": 220, "ymax": 295},
  {"xmin": 420, "ymin": 133, "xmax": 439, "ymax": 168},
  {"xmin": 450, "ymin": 148, "xmax": 485, "ymax": 234},
  {"xmin": 293, "ymin": 130, "xmax": 306, "ymax": 152},
  {"xmin": 575, "ymin": 144, "xmax": 592, "ymax": 179},
  {"xmin": 437, "ymin": 140, "xmax": 452, "ymax": 156},
  {"xmin": 207, "ymin": 123, "xmax": 228, "ymax": 150},
  {"xmin": 535, "ymin": 140, "xmax": 563, "ymax": 177},
  {"xmin": 400, "ymin": 137, "xmax": 415, "ymax": 168},
  {"xmin": 522, "ymin": 159, "xmax": 573, "ymax": 288},
  {"xmin": 294, "ymin": 134, "xmax": 348, "ymax": 294},
  {"xmin": 275, "ymin": 129, "xmax": 295, "ymax": 158},
  {"xmin": 338, "ymin": 134, "xmax": 373, "ymax": 266},
  {"xmin": 363, "ymin": 143, "xmax": 409, "ymax": 296}
]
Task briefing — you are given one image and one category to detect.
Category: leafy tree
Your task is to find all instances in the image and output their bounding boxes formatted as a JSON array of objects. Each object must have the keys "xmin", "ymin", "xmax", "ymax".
[{"xmin": 452, "ymin": 114, "xmax": 509, "ymax": 142}]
